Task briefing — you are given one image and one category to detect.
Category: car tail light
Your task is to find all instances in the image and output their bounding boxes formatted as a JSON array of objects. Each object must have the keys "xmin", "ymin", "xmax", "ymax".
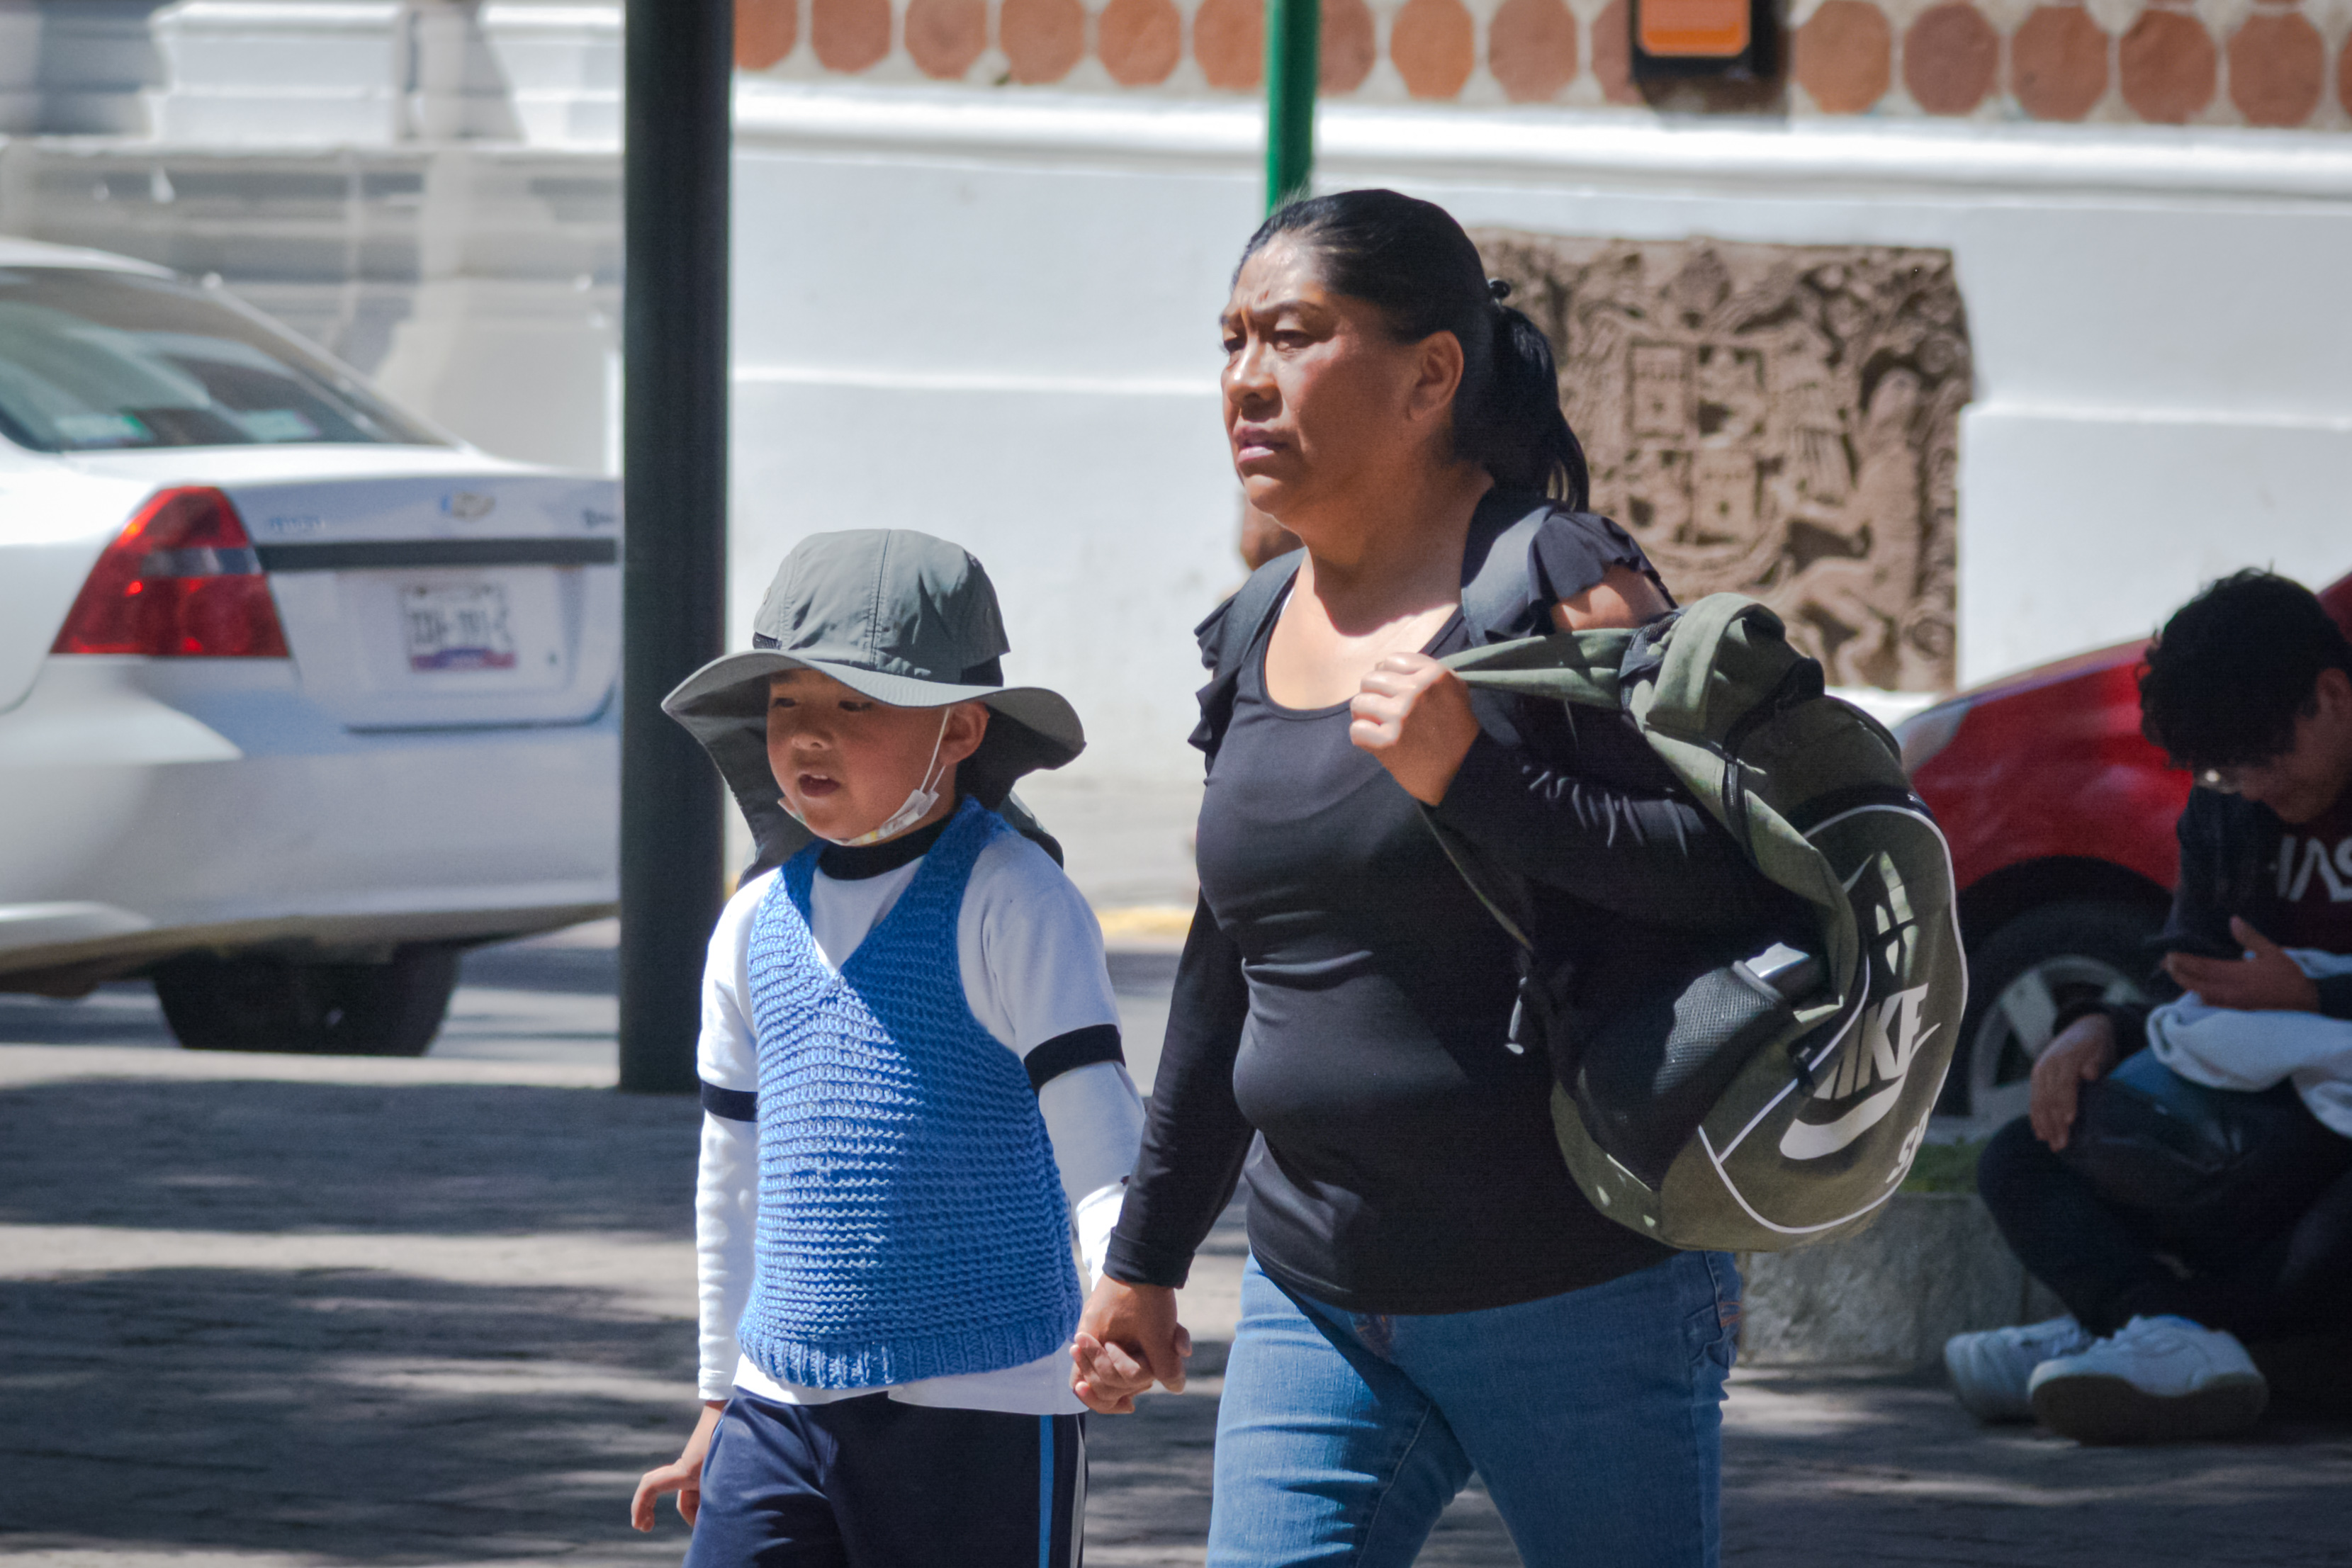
[{"xmin": 50, "ymin": 487, "xmax": 290, "ymax": 658}]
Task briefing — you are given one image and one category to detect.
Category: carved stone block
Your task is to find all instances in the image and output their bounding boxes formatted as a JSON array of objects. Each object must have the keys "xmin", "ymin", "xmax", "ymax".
[{"xmin": 1475, "ymin": 231, "xmax": 1971, "ymax": 692}]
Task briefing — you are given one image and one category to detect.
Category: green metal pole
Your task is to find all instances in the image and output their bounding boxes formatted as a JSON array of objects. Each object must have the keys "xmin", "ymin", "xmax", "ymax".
[{"xmin": 1265, "ymin": 0, "xmax": 1318, "ymax": 210}]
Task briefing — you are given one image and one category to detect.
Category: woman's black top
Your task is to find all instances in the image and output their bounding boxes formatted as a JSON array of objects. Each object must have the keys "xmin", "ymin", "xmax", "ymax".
[{"xmin": 1103, "ymin": 503, "xmax": 1796, "ymax": 1315}]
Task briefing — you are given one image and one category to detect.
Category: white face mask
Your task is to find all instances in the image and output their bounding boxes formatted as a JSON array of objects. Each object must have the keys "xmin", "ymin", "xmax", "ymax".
[{"xmin": 782, "ymin": 709, "xmax": 955, "ymax": 847}]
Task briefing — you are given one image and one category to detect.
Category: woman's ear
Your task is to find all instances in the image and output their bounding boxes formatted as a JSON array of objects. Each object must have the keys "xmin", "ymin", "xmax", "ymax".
[
  {"xmin": 939, "ymin": 701, "xmax": 991, "ymax": 768},
  {"xmin": 1407, "ymin": 330, "xmax": 1465, "ymax": 424}
]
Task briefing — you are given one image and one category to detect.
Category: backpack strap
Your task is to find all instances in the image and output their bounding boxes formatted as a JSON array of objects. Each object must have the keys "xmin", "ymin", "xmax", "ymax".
[
  {"xmin": 1189, "ymin": 548, "xmax": 1306, "ymax": 765},
  {"xmin": 1458, "ymin": 499, "xmax": 1556, "ymax": 645},
  {"xmin": 1192, "ymin": 495, "xmax": 1657, "ymax": 760}
]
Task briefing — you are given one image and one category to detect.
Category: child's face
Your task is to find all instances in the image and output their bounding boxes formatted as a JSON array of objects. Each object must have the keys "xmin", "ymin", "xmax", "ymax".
[{"xmin": 767, "ymin": 670, "xmax": 989, "ymax": 842}]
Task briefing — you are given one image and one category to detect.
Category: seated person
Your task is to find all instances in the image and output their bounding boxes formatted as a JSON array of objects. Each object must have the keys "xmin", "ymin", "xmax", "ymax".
[{"xmin": 1945, "ymin": 570, "xmax": 2352, "ymax": 1442}]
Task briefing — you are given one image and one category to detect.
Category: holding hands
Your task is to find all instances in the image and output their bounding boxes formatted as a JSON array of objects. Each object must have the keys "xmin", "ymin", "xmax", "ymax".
[{"xmin": 1071, "ymin": 1277, "xmax": 1193, "ymax": 1414}]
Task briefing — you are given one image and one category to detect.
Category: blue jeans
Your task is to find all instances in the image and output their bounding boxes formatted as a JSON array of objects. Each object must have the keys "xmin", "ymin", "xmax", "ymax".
[{"xmin": 1208, "ymin": 1250, "xmax": 1740, "ymax": 1567}]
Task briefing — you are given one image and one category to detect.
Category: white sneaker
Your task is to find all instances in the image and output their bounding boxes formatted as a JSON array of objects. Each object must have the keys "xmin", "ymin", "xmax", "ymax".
[
  {"xmin": 2027, "ymin": 1315, "xmax": 2268, "ymax": 1443},
  {"xmin": 1944, "ymin": 1316, "xmax": 2093, "ymax": 1422}
]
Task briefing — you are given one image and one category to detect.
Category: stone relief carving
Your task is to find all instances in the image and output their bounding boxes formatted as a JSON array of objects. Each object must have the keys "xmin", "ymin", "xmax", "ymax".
[{"xmin": 1474, "ymin": 232, "xmax": 1971, "ymax": 692}]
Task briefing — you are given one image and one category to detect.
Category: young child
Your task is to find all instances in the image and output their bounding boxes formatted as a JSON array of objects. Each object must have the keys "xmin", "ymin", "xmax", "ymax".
[{"xmin": 631, "ymin": 529, "xmax": 1144, "ymax": 1564}]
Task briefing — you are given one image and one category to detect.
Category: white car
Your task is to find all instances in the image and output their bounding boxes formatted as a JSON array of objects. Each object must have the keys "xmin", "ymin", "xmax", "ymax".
[{"xmin": 0, "ymin": 237, "xmax": 619, "ymax": 1054}]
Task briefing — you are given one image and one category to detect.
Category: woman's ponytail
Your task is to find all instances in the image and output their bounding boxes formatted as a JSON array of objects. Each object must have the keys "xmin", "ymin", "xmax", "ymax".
[
  {"xmin": 1465, "ymin": 301, "xmax": 1589, "ymax": 509},
  {"xmin": 1239, "ymin": 190, "xmax": 1592, "ymax": 510}
]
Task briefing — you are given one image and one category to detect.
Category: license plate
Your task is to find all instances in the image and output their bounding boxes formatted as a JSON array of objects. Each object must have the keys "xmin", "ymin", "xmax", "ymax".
[{"xmin": 403, "ymin": 584, "xmax": 517, "ymax": 672}]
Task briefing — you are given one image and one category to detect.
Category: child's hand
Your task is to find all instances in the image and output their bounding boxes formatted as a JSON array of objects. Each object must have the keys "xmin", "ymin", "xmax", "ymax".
[
  {"xmin": 631, "ymin": 1401, "xmax": 726, "ymax": 1532},
  {"xmin": 1071, "ymin": 1278, "xmax": 1191, "ymax": 1414}
]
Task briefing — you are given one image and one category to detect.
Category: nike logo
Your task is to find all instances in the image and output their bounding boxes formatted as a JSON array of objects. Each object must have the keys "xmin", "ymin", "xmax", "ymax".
[{"xmin": 1779, "ymin": 983, "xmax": 1938, "ymax": 1161}]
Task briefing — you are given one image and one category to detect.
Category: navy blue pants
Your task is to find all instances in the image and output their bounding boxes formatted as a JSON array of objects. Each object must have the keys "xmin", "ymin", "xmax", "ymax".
[{"xmin": 685, "ymin": 1392, "xmax": 1085, "ymax": 1568}]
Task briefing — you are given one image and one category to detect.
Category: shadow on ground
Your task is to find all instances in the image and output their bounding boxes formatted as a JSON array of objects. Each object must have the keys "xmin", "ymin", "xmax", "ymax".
[
  {"xmin": 0, "ymin": 1265, "xmax": 699, "ymax": 1562},
  {"xmin": 1720, "ymin": 1365, "xmax": 2352, "ymax": 1567},
  {"xmin": 0, "ymin": 1077, "xmax": 697, "ymax": 1236}
]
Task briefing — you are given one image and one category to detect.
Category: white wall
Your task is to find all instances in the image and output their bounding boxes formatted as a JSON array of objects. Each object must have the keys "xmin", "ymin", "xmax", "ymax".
[
  {"xmin": 731, "ymin": 82, "xmax": 2352, "ymax": 785},
  {"xmin": 728, "ymin": 137, "xmax": 1256, "ymax": 784},
  {"xmin": 9, "ymin": 1, "xmax": 2351, "ymax": 784}
]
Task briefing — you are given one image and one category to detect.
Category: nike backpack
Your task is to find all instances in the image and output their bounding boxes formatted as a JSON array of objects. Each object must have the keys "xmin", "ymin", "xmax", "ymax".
[
  {"xmin": 1196, "ymin": 498, "xmax": 1968, "ymax": 1254},
  {"xmin": 1431, "ymin": 590, "xmax": 1969, "ymax": 1253}
]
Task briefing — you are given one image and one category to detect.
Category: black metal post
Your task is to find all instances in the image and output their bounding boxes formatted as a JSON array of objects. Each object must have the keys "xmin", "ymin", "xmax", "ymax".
[{"xmin": 619, "ymin": 0, "xmax": 730, "ymax": 1093}]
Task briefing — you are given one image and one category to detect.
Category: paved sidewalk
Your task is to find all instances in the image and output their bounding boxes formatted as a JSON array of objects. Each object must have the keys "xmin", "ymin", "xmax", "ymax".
[{"xmin": 5, "ymin": 963, "xmax": 2350, "ymax": 1566}]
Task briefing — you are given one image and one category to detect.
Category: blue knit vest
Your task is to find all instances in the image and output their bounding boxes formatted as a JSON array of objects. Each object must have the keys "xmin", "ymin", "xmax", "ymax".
[{"xmin": 738, "ymin": 796, "xmax": 1081, "ymax": 1389}]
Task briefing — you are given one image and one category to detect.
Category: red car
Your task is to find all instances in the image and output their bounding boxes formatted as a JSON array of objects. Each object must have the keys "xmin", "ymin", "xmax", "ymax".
[{"xmin": 1896, "ymin": 570, "xmax": 2352, "ymax": 1124}]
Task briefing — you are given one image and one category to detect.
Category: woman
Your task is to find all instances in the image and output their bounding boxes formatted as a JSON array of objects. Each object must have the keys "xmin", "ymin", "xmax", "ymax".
[{"xmin": 1071, "ymin": 191, "xmax": 1791, "ymax": 1565}]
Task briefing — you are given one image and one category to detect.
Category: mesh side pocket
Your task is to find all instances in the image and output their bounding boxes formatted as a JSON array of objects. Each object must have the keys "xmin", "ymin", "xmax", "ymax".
[{"xmin": 1576, "ymin": 966, "xmax": 1793, "ymax": 1190}]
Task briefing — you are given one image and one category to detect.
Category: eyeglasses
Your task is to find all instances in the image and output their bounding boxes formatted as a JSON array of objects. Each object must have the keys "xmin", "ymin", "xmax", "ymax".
[{"xmin": 2194, "ymin": 761, "xmax": 2279, "ymax": 796}]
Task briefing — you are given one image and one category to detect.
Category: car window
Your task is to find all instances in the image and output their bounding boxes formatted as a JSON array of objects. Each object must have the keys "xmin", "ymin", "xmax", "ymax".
[{"xmin": 0, "ymin": 267, "xmax": 445, "ymax": 452}]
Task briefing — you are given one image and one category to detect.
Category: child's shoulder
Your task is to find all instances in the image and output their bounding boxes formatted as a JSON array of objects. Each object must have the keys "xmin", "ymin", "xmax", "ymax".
[
  {"xmin": 710, "ymin": 866, "xmax": 783, "ymax": 959},
  {"xmin": 971, "ymin": 816, "xmax": 1088, "ymax": 908}
]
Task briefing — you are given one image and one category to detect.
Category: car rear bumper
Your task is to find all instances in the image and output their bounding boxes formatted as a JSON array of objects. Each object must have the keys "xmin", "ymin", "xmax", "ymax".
[{"xmin": 0, "ymin": 656, "xmax": 617, "ymax": 986}]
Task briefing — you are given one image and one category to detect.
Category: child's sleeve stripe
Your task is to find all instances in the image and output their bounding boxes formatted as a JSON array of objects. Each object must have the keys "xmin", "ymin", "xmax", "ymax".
[
  {"xmin": 699, "ymin": 1080, "xmax": 759, "ymax": 1122},
  {"xmin": 1024, "ymin": 1024, "xmax": 1125, "ymax": 1094}
]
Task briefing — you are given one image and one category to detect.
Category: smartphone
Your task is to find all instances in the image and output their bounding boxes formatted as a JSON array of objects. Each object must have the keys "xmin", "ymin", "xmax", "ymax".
[{"xmin": 2161, "ymin": 933, "xmax": 2241, "ymax": 961}]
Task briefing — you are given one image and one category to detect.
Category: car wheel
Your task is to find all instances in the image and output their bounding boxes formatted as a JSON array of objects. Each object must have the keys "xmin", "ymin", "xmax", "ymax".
[
  {"xmin": 153, "ymin": 944, "xmax": 462, "ymax": 1057},
  {"xmin": 1947, "ymin": 900, "xmax": 2161, "ymax": 1124}
]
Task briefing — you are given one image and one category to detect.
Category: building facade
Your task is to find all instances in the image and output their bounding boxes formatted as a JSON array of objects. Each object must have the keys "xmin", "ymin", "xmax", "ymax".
[{"xmin": 3, "ymin": 0, "xmax": 2347, "ymax": 785}]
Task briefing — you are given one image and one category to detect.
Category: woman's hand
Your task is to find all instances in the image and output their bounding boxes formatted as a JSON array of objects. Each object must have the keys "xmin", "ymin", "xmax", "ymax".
[
  {"xmin": 631, "ymin": 1400, "xmax": 726, "ymax": 1532},
  {"xmin": 2163, "ymin": 919, "xmax": 2321, "ymax": 1013},
  {"xmin": 2027, "ymin": 1013, "xmax": 2117, "ymax": 1152},
  {"xmin": 1351, "ymin": 652, "xmax": 1480, "ymax": 805},
  {"xmin": 1071, "ymin": 1277, "xmax": 1191, "ymax": 1415}
]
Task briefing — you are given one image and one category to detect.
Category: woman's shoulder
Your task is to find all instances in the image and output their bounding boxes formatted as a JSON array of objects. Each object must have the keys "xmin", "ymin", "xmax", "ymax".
[
  {"xmin": 1464, "ymin": 493, "xmax": 1665, "ymax": 641},
  {"xmin": 1193, "ymin": 548, "xmax": 1305, "ymax": 670},
  {"xmin": 1478, "ymin": 491, "xmax": 1657, "ymax": 598}
]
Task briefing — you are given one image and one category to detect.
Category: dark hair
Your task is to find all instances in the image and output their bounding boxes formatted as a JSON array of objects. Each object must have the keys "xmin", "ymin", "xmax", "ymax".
[
  {"xmin": 2139, "ymin": 569, "xmax": 2352, "ymax": 770},
  {"xmin": 1238, "ymin": 188, "xmax": 1590, "ymax": 508}
]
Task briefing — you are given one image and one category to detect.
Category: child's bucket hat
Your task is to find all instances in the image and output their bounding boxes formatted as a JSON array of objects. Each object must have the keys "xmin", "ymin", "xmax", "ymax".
[{"xmin": 663, "ymin": 529, "xmax": 1084, "ymax": 871}]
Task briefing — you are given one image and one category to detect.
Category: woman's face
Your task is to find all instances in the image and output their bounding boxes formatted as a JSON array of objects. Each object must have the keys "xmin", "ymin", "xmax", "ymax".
[{"xmin": 1220, "ymin": 240, "xmax": 1463, "ymax": 527}]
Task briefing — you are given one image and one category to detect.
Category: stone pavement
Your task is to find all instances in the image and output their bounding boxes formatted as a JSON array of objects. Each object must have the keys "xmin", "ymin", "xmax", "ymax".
[{"xmin": 5, "ymin": 946, "xmax": 2351, "ymax": 1567}]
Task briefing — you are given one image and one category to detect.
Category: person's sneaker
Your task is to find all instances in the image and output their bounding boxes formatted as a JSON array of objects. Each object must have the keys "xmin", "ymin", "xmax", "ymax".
[
  {"xmin": 1943, "ymin": 1316, "xmax": 2093, "ymax": 1421},
  {"xmin": 2027, "ymin": 1315, "xmax": 2268, "ymax": 1443}
]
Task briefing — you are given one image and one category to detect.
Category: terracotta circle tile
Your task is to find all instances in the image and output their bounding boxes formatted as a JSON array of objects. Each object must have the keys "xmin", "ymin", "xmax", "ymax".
[
  {"xmin": 2009, "ymin": 5, "xmax": 2107, "ymax": 120},
  {"xmin": 905, "ymin": 0, "xmax": 986, "ymax": 78},
  {"xmin": 1795, "ymin": 0, "xmax": 1894, "ymax": 114},
  {"xmin": 811, "ymin": 0, "xmax": 891, "ymax": 72},
  {"xmin": 1490, "ymin": 0, "xmax": 1578, "ymax": 103},
  {"xmin": 1001, "ymin": 0, "xmax": 1085, "ymax": 82},
  {"xmin": 1194, "ymin": 0, "xmax": 1265, "ymax": 90},
  {"xmin": 1903, "ymin": 3, "xmax": 1999, "ymax": 115},
  {"xmin": 2227, "ymin": 11, "xmax": 2324, "ymax": 127},
  {"xmin": 1098, "ymin": 0, "xmax": 1183, "ymax": 85},
  {"xmin": 734, "ymin": 0, "xmax": 798, "ymax": 69},
  {"xmin": 1320, "ymin": 0, "xmax": 1378, "ymax": 91},
  {"xmin": 1589, "ymin": 0, "xmax": 1643, "ymax": 104},
  {"xmin": 2118, "ymin": 9, "xmax": 2215, "ymax": 123},
  {"xmin": 1391, "ymin": 0, "xmax": 1476, "ymax": 98},
  {"xmin": 2341, "ymin": 30, "xmax": 2352, "ymax": 120}
]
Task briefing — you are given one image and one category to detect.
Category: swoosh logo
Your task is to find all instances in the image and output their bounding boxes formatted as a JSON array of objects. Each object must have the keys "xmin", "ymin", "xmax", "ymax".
[
  {"xmin": 1778, "ymin": 1081, "xmax": 1902, "ymax": 1159},
  {"xmin": 1779, "ymin": 981, "xmax": 1937, "ymax": 1161}
]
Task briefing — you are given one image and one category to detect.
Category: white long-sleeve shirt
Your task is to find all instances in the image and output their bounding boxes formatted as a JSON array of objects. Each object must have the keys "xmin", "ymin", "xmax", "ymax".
[{"xmin": 694, "ymin": 831, "xmax": 1145, "ymax": 1414}]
